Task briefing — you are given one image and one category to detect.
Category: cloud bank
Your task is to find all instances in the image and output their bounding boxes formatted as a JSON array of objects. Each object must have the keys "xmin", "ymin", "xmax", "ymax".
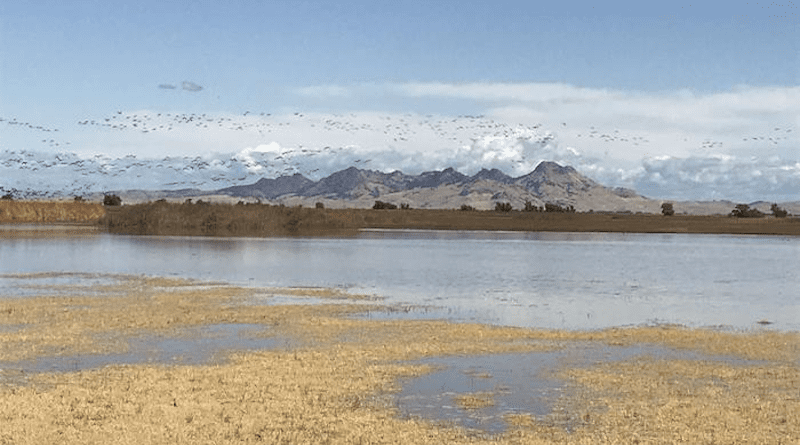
[
  {"xmin": 3, "ymin": 82, "xmax": 797, "ymax": 202},
  {"xmin": 289, "ymin": 81, "xmax": 800, "ymax": 201}
]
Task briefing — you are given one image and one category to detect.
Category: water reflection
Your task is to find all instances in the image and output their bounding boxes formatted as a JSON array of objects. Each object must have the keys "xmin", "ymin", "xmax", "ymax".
[
  {"xmin": 1, "ymin": 228, "xmax": 798, "ymax": 330},
  {"xmin": 0, "ymin": 323, "xmax": 279, "ymax": 376},
  {"xmin": 397, "ymin": 343, "xmax": 766, "ymax": 434}
]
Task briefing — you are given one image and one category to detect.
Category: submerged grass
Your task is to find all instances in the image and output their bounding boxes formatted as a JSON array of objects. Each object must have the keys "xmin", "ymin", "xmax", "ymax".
[
  {"xmin": 455, "ymin": 393, "xmax": 496, "ymax": 410},
  {"xmin": 1, "ymin": 273, "xmax": 798, "ymax": 443}
]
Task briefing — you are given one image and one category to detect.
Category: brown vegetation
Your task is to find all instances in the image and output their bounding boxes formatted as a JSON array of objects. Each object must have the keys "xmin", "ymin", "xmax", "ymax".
[
  {"xmin": 99, "ymin": 200, "xmax": 800, "ymax": 237},
  {"xmin": 3, "ymin": 200, "xmax": 799, "ymax": 236},
  {"xmin": 0, "ymin": 200, "xmax": 106, "ymax": 224}
]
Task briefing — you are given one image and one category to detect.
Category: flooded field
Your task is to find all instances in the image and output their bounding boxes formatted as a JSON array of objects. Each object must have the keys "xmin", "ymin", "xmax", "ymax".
[
  {"xmin": 1, "ymin": 226, "xmax": 799, "ymax": 442},
  {"xmin": 0, "ymin": 272, "xmax": 798, "ymax": 443}
]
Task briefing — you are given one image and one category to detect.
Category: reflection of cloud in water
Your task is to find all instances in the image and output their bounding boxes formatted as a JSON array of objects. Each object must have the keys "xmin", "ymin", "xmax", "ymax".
[{"xmin": 3, "ymin": 232, "xmax": 798, "ymax": 330}]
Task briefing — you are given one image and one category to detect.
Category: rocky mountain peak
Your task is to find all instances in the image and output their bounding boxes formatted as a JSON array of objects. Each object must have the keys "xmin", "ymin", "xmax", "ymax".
[
  {"xmin": 531, "ymin": 161, "xmax": 578, "ymax": 176},
  {"xmin": 470, "ymin": 168, "xmax": 513, "ymax": 184}
]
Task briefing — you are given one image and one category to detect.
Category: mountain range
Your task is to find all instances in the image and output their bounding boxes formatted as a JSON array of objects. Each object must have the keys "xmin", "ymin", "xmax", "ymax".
[
  {"xmin": 2, "ymin": 148, "xmax": 797, "ymax": 214},
  {"xmin": 211, "ymin": 161, "xmax": 651, "ymax": 212}
]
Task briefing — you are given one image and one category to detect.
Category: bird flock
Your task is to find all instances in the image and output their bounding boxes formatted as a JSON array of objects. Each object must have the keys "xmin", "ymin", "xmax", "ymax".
[
  {"xmin": 0, "ymin": 116, "xmax": 67, "ymax": 148},
  {"xmin": 1, "ymin": 109, "xmax": 796, "ymax": 182}
]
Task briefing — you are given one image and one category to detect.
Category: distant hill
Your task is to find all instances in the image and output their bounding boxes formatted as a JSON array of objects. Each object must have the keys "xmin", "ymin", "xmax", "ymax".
[
  {"xmin": 218, "ymin": 173, "xmax": 314, "ymax": 199},
  {"xmin": 215, "ymin": 161, "xmax": 655, "ymax": 212}
]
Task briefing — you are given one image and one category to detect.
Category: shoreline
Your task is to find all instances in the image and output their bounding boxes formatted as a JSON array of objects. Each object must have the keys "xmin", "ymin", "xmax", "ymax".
[{"xmin": 3, "ymin": 200, "xmax": 800, "ymax": 236}]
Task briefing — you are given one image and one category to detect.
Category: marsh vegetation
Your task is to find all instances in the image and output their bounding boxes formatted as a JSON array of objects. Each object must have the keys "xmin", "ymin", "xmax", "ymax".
[{"xmin": 97, "ymin": 200, "xmax": 800, "ymax": 237}]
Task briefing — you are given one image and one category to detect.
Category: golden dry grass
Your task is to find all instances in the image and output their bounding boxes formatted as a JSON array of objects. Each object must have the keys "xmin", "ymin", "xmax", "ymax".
[
  {"xmin": 541, "ymin": 359, "xmax": 800, "ymax": 443},
  {"xmin": 1, "ymin": 273, "xmax": 798, "ymax": 444},
  {"xmin": 0, "ymin": 201, "xmax": 105, "ymax": 223}
]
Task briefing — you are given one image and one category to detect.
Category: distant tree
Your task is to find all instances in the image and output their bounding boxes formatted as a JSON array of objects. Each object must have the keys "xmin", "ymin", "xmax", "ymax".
[
  {"xmin": 770, "ymin": 203, "xmax": 788, "ymax": 218},
  {"xmin": 460, "ymin": 204, "xmax": 476, "ymax": 211},
  {"xmin": 495, "ymin": 202, "xmax": 512, "ymax": 212},
  {"xmin": 544, "ymin": 203, "xmax": 575, "ymax": 213},
  {"xmin": 73, "ymin": 196, "xmax": 84, "ymax": 202},
  {"xmin": 373, "ymin": 200, "xmax": 397, "ymax": 210},
  {"xmin": 661, "ymin": 202, "xmax": 675, "ymax": 216},
  {"xmin": 730, "ymin": 204, "xmax": 764, "ymax": 218},
  {"xmin": 103, "ymin": 194, "xmax": 122, "ymax": 206},
  {"xmin": 315, "ymin": 202, "xmax": 325, "ymax": 209},
  {"xmin": 400, "ymin": 203, "xmax": 410, "ymax": 210},
  {"xmin": 1, "ymin": 193, "xmax": 13, "ymax": 201},
  {"xmin": 523, "ymin": 201, "xmax": 543, "ymax": 212},
  {"xmin": 184, "ymin": 198, "xmax": 193, "ymax": 205}
]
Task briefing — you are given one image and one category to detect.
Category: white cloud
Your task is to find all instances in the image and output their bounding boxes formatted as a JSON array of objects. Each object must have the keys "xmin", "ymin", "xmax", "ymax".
[
  {"xmin": 294, "ymin": 85, "xmax": 352, "ymax": 98},
  {"xmin": 627, "ymin": 155, "xmax": 800, "ymax": 201},
  {"xmin": 4, "ymin": 82, "xmax": 797, "ymax": 202},
  {"xmin": 391, "ymin": 82, "xmax": 616, "ymax": 103}
]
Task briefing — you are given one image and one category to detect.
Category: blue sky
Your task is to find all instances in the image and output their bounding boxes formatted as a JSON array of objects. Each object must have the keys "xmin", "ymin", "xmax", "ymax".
[{"xmin": 1, "ymin": 1, "xmax": 798, "ymax": 201}]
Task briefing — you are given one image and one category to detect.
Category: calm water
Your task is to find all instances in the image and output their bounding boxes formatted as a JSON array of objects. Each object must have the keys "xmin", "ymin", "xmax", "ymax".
[{"xmin": 1, "ymin": 227, "xmax": 798, "ymax": 330}]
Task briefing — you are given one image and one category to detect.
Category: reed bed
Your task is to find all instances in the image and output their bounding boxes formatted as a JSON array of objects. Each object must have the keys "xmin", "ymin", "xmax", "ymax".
[
  {"xmin": 1, "ymin": 273, "xmax": 798, "ymax": 443},
  {"xmin": 99, "ymin": 200, "xmax": 800, "ymax": 237},
  {"xmin": 0, "ymin": 200, "xmax": 105, "ymax": 223}
]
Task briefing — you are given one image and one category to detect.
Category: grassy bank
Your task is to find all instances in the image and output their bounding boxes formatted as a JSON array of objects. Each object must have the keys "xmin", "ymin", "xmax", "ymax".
[
  {"xmin": 2, "ymin": 199, "xmax": 798, "ymax": 235},
  {"xmin": 0, "ymin": 200, "xmax": 106, "ymax": 224},
  {"xmin": 1, "ymin": 273, "xmax": 798, "ymax": 444},
  {"xmin": 99, "ymin": 200, "xmax": 800, "ymax": 236}
]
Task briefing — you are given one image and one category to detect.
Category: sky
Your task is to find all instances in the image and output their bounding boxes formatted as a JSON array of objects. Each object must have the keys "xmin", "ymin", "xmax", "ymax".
[{"xmin": 1, "ymin": 0, "xmax": 798, "ymax": 201}]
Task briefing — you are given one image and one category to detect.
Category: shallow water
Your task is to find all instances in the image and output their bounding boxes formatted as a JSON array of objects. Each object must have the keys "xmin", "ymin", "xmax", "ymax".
[
  {"xmin": 0, "ymin": 323, "xmax": 279, "ymax": 376},
  {"xmin": 397, "ymin": 343, "xmax": 766, "ymax": 434},
  {"xmin": 2, "ymin": 228, "xmax": 799, "ymax": 329}
]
